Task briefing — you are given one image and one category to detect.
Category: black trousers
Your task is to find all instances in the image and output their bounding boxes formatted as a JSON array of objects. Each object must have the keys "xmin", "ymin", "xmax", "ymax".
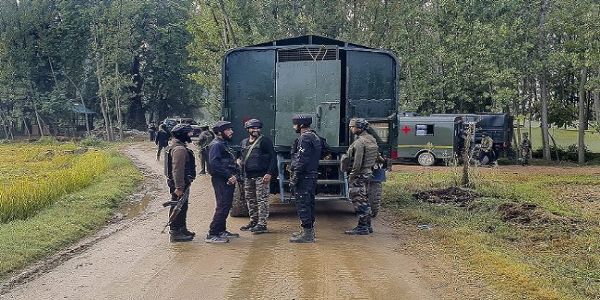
[
  {"xmin": 209, "ymin": 177, "xmax": 235, "ymax": 235},
  {"xmin": 200, "ymin": 148, "xmax": 209, "ymax": 173},
  {"xmin": 169, "ymin": 186, "xmax": 189, "ymax": 230},
  {"xmin": 294, "ymin": 175, "xmax": 317, "ymax": 229},
  {"xmin": 157, "ymin": 145, "xmax": 165, "ymax": 159}
]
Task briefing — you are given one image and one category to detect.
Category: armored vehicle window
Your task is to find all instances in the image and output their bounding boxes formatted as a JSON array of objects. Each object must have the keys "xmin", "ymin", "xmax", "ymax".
[{"xmin": 415, "ymin": 124, "xmax": 434, "ymax": 136}]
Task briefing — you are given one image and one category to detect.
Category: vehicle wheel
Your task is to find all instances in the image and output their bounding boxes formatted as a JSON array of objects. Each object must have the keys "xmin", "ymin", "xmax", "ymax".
[
  {"xmin": 229, "ymin": 182, "xmax": 249, "ymax": 217},
  {"xmin": 417, "ymin": 151, "xmax": 435, "ymax": 166},
  {"xmin": 368, "ymin": 181, "xmax": 383, "ymax": 218}
]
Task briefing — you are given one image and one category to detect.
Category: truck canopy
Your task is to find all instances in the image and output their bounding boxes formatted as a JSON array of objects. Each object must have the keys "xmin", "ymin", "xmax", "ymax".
[{"xmin": 222, "ymin": 35, "xmax": 399, "ymax": 155}]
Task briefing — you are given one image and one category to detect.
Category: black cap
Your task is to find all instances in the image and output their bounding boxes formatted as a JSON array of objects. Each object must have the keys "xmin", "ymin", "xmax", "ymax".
[
  {"xmin": 212, "ymin": 120, "xmax": 233, "ymax": 133},
  {"xmin": 244, "ymin": 118, "xmax": 263, "ymax": 129},
  {"xmin": 292, "ymin": 114, "xmax": 312, "ymax": 126}
]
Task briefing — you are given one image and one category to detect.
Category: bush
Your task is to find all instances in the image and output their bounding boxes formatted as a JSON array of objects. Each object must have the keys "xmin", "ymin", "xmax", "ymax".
[
  {"xmin": 80, "ymin": 135, "xmax": 104, "ymax": 147},
  {"xmin": 532, "ymin": 144, "xmax": 596, "ymax": 162}
]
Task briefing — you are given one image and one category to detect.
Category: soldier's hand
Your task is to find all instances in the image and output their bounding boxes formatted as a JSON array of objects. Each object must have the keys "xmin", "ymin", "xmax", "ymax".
[
  {"xmin": 262, "ymin": 174, "xmax": 272, "ymax": 184},
  {"xmin": 227, "ymin": 175, "xmax": 237, "ymax": 185},
  {"xmin": 175, "ymin": 188, "xmax": 185, "ymax": 198},
  {"xmin": 236, "ymin": 158, "xmax": 242, "ymax": 167}
]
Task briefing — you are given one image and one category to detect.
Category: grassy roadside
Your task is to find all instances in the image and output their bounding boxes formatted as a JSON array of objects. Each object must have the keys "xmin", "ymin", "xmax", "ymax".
[
  {"xmin": 384, "ymin": 168, "xmax": 600, "ymax": 300},
  {"xmin": 0, "ymin": 149, "xmax": 142, "ymax": 280}
]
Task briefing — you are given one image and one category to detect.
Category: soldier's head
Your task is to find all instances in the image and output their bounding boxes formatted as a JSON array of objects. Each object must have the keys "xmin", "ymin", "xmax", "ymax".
[
  {"xmin": 349, "ymin": 118, "xmax": 369, "ymax": 135},
  {"xmin": 212, "ymin": 121, "xmax": 233, "ymax": 141},
  {"xmin": 292, "ymin": 114, "xmax": 312, "ymax": 133},
  {"xmin": 522, "ymin": 133, "xmax": 528, "ymax": 138},
  {"xmin": 244, "ymin": 118, "xmax": 263, "ymax": 138},
  {"xmin": 171, "ymin": 124, "xmax": 193, "ymax": 143},
  {"xmin": 159, "ymin": 123, "xmax": 167, "ymax": 131}
]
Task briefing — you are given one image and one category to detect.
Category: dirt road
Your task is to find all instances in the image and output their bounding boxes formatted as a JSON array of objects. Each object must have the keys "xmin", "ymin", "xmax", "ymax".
[{"xmin": 1, "ymin": 143, "xmax": 481, "ymax": 300}]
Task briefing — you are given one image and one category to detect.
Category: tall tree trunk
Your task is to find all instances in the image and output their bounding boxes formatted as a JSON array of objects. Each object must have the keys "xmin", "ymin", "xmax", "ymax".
[
  {"xmin": 93, "ymin": 24, "xmax": 113, "ymax": 141},
  {"xmin": 63, "ymin": 72, "xmax": 91, "ymax": 135},
  {"xmin": 114, "ymin": 62, "xmax": 123, "ymax": 140},
  {"xmin": 578, "ymin": 67, "xmax": 587, "ymax": 164},
  {"xmin": 127, "ymin": 54, "xmax": 146, "ymax": 130},
  {"xmin": 594, "ymin": 69, "xmax": 600, "ymax": 128},
  {"xmin": 539, "ymin": 75, "xmax": 551, "ymax": 160},
  {"xmin": 538, "ymin": 0, "xmax": 551, "ymax": 160}
]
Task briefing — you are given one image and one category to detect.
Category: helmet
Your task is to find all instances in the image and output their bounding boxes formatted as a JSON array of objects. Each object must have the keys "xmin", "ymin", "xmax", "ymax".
[
  {"xmin": 349, "ymin": 118, "xmax": 369, "ymax": 130},
  {"xmin": 292, "ymin": 114, "xmax": 312, "ymax": 127},
  {"xmin": 244, "ymin": 118, "xmax": 263, "ymax": 129},
  {"xmin": 171, "ymin": 124, "xmax": 193, "ymax": 141},
  {"xmin": 212, "ymin": 120, "xmax": 233, "ymax": 133}
]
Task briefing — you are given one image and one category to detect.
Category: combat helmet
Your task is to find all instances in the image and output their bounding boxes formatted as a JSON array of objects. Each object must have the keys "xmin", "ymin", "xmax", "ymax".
[{"xmin": 349, "ymin": 118, "xmax": 369, "ymax": 130}]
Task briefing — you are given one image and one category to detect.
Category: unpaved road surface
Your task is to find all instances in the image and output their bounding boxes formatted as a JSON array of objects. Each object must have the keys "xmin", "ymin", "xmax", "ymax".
[{"xmin": 1, "ymin": 143, "xmax": 490, "ymax": 300}]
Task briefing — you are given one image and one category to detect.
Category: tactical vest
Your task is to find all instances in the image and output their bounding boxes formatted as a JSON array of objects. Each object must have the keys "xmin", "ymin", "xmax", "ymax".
[
  {"xmin": 164, "ymin": 146, "xmax": 196, "ymax": 185},
  {"xmin": 348, "ymin": 132, "xmax": 379, "ymax": 174}
]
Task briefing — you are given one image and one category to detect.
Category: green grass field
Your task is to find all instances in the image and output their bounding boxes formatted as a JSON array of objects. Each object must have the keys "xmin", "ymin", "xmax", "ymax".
[
  {"xmin": 384, "ymin": 167, "xmax": 600, "ymax": 300},
  {"xmin": 0, "ymin": 142, "xmax": 141, "ymax": 279},
  {"xmin": 518, "ymin": 124, "xmax": 600, "ymax": 153}
]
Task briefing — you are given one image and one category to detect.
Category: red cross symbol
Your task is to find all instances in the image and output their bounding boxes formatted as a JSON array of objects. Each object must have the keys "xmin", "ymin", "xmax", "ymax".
[{"xmin": 402, "ymin": 125, "xmax": 411, "ymax": 135}]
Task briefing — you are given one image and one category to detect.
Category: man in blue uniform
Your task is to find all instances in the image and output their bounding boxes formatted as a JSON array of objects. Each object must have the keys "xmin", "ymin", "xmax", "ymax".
[
  {"xmin": 205, "ymin": 121, "xmax": 240, "ymax": 243},
  {"xmin": 289, "ymin": 114, "xmax": 322, "ymax": 243}
]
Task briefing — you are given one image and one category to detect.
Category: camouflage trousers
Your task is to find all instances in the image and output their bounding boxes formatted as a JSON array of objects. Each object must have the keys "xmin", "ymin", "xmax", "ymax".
[
  {"xmin": 244, "ymin": 176, "xmax": 270, "ymax": 226},
  {"xmin": 349, "ymin": 174, "xmax": 372, "ymax": 226}
]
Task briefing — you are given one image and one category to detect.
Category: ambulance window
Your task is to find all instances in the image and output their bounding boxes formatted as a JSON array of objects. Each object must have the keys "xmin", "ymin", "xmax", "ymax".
[{"xmin": 415, "ymin": 124, "xmax": 434, "ymax": 136}]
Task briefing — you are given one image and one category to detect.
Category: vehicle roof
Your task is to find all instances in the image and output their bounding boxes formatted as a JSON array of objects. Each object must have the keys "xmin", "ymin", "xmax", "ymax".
[
  {"xmin": 249, "ymin": 35, "xmax": 371, "ymax": 49},
  {"xmin": 398, "ymin": 116, "xmax": 461, "ymax": 123}
]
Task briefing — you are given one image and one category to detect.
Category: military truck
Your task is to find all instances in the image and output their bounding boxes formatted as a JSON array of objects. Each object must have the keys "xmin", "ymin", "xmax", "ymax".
[
  {"xmin": 431, "ymin": 113, "xmax": 514, "ymax": 157},
  {"xmin": 221, "ymin": 35, "xmax": 399, "ymax": 216},
  {"xmin": 396, "ymin": 115, "xmax": 464, "ymax": 166}
]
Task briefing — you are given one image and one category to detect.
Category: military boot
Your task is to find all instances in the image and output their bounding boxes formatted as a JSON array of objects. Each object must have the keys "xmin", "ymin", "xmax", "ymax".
[
  {"xmin": 170, "ymin": 228, "xmax": 194, "ymax": 242},
  {"xmin": 240, "ymin": 221, "xmax": 257, "ymax": 231},
  {"xmin": 367, "ymin": 221, "xmax": 374, "ymax": 234},
  {"xmin": 344, "ymin": 225, "xmax": 370, "ymax": 235},
  {"xmin": 289, "ymin": 227, "xmax": 315, "ymax": 243},
  {"xmin": 250, "ymin": 224, "xmax": 267, "ymax": 234},
  {"xmin": 182, "ymin": 227, "xmax": 196, "ymax": 237}
]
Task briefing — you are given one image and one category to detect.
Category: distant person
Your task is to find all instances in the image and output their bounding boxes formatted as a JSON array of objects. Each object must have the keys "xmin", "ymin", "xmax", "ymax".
[
  {"xmin": 238, "ymin": 119, "xmax": 276, "ymax": 234},
  {"xmin": 520, "ymin": 133, "xmax": 531, "ymax": 166},
  {"xmin": 148, "ymin": 122, "xmax": 157, "ymax": 142},
  {"xmin": 478, "ymin": 132, "xmax": 496, "ymax": 166},
  {"xmin": 155, "ymin": 124, "xmax": 170, "ymax": 161},
  {"xmin": 164, "ymin": 124, "xmax": 196, "ymax": 242},
  {"xmin": 341, "ymin": 118, "xmax": 379, "ymax": 235},
  {"xmin": 206, "ymin": 121, "xmax": 240, "ymax": 243},
  {"xmin": 289, "ymin": 114, "xmax": 321, "ymax": 243},
  {"xmin": 197, "ymin": 124, "xmax": 214, "ymax": 175}
]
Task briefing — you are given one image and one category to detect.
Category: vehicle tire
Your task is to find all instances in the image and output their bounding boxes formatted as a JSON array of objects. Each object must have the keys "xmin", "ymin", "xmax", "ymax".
[
  {"xmin": 229, "ymin": 182, "xmax": 249, "ymax": 217},
  {"xmin": 369, "ymin": 181, "xmax": 383, "ymax": 218},
  {"xmin": 417, "ymin": 151, "xmax": 435, "ymax": 166}
]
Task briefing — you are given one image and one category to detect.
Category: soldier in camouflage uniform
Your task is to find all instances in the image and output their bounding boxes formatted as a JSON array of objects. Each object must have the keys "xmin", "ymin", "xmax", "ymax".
[
  {"xmin": 341, "ymin": 118, "xmax": 379, "ymax": 235},
  {"xmin": 478, "ymin": 132, "xmax": 495, "ymax": 166},
  {"xmin": 239, "ymin": 119, "xmax": 276, "ymax": 234},
  {"xmin": 520, "ymin": 133, "xmax": 531, "ymax": 166}
]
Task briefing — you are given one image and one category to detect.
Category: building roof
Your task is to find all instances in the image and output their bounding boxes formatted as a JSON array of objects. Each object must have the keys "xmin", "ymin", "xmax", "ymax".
[{"xmin": 71, "ymin": 103, "xmax": 95, "ymax": 115}]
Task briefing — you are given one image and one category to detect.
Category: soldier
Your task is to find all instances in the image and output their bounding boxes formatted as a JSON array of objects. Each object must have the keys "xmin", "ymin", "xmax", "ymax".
[
  {"xmin": 197, "ymin": 124, "xmax": 214, "ymax": 174},
  {"xmin": 155, "ymin": 123, "xmax": 170, "ymax": 161},
  {"xmin": 520, "ymin": 133, "xmax": 531, "ymax": 166},
  {"xmin": 148, "ymin": 122, "xmax": 157, "ymax": 142},
  {"xmin": 239, "ymin": 119, "xmax": 276, "ymax": 234},
  {"xmin": 205, "ymin": 121, "xmax": 240, "ymax": 243},
  {"xmin": 478, "ymin": 132, "xmax": 495, "ymax": 165},
  {"xmin": 165, "ymin": 124, "xmax": 196, "ymax": 242},
  {"xmin": 341, "ymin": 118, "xmax": 379, "ymax": 235},
  {"xmin": 289, "ymin": 114, "xmax": 322, "ymax": 243}
]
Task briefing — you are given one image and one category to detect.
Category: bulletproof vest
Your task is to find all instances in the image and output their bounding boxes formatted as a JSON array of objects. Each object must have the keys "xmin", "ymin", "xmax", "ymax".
[
  {"xmin": 164, "ymin": 146, "xmax": 196, "ymax": 184},
  {"xmin": 348, "ymin": 132, "xmax": 379, "ymax": 173}
]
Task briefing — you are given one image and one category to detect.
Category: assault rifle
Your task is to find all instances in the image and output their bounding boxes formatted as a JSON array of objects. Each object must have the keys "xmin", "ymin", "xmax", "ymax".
[{"xmin": 160, "ymin": 187, "xmax": 190, "ymax": 233}]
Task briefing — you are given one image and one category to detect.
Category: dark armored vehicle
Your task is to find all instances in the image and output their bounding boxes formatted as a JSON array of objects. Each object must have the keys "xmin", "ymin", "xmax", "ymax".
[{"xmin": 221, "ymin": 35, "xmax": 399, "ymax": 215}]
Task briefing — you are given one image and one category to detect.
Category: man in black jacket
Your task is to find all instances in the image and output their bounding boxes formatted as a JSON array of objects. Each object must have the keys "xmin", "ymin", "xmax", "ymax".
[
  {"xmin": 155, "ymin": 124, "xmax": 170, "ymax": 161},
  {"xmin": 239, "ymin": 119, "xmax": 276, "ymax": 234},
  {"xmin": 206, "ymin": 121, "xmax": 240, "ymax": 243},
  {"xmin": 289, "ymin": 114, "xmax": 322, "ymax": 243}
]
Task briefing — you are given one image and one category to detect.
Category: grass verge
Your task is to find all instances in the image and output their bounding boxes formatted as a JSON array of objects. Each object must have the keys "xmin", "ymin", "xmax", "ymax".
[
  {"xmin": 384, "ymin": 168, "xmax": 600, "ymax": 300},
  {"xmin": 0, "ymin": 150, "xmax": 142, "ymax": 280}
]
